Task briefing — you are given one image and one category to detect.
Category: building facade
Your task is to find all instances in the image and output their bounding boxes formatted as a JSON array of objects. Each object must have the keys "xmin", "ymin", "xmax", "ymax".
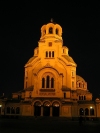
[{"xmin": 0, "ymin": 20, "xmax": 100, "ymax": 119}]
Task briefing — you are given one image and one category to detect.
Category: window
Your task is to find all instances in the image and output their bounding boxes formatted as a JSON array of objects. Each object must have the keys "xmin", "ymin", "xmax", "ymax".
[
  {"xmin": 29, "ymin": 92, "xmax": 32, "ymax": 98},
  {"xmin": 42, "ymin": 76, "xmax": 54, "ymax": 89},
  {"xmin": 79, "ymin": 108, "xmax": 84, "ymax": 115},
  {"xmin": 64, "ymin": 93, "xmax": 66, "ymax": 98},
  {"xmin": 90, "ymin": 108, "xmax": 94, "ymax": 115},
  {"xmin": 56, "ymin": 28, "xmax": 58, "ymax": 34},
  {"xmin": 46, "ymin": 76, "xmax": 50, "ymax": 88},
  {"xmin": 51, "ymin": 78, "xmax": 54, "ymax": 88},
  {"xmin": 85, "ymin": 108, "xmax": 89, "ymax": 115},
  {"xmin": 49, "ymin": 42, "xmax": 52, "ymax": 46},
  {"xmin": 72, "ymin": 71, "xmax": 75, "ymax": 77},
  {"xmin": 49, "ymin": 51, "xmax": 51, "ymax": 57},
  {"xmin": 52, "ymin": 51, "xmax": 54, "ymax": 57},
  {"xmin": 16, "ymin": 107, "xmax": 20, "ymax": 114},
  {"xmin": 42, "ymin": 78, "xmax": 45, "ymax": 88},
  {"xmin": 72, "ymin": 81, "xmax": 74, "ymax": 88},
  {"xmin": 45, "ymin": 51, "xmax": 54, "ymax": 58},
  {"xmin": 11, "ymin": 107, "xmax": 15, "ymax": 114},
  {"xmin": 26, "ymin": 82, "xmax": 27, "ymax": 88},
  {"xmin": 46, "ymin": 51, "xmax": 48, "ymax": 57},
  {"xmin": 7, "ymin": 107, "xmax": 10, "ymax": 114},
  {"xmin": 49, "ymin": 27, "xmax": 53, "ymax": 34}
]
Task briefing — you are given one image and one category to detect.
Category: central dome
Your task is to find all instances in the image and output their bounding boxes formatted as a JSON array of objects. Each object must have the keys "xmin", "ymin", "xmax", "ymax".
[{"xmin": 40, "ymin": 19, "xmax": 62, "ymax": 41}]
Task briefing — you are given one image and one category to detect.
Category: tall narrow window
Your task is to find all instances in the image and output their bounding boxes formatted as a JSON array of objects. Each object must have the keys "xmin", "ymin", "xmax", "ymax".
[
  {"xmin": 26, "ymin": 82, "xmax": 27, "ymax": 88},
  {"xmin": 49, "ymin": 27, "xmax": 53, "ymax": 34},
  {"xmin": 52, "ymin": 51, "xmax": 54, "ymax": 57},
  {"xmin": 42, "ymin": 78, "xmax": 45, "ymax": 88},
  {"xmin": 64, "ymin": 93, "xmax": 66, "ymax": 98},
  {"xmin": 46, "ymin": 76, "xmax": 50, "ymax": 88},
  {"xmin": 84, "ymin": 96, "xmax": 86, "ymax": 100},
  {"xmin": 51, "ymin": 78, "xmax": 54, "ymax": 88},
  {"xmin": 7, "ymin": 107, "xmax": 10, "ymax": 114},
  {"xmin": 72, "ymin": 81, "xmax": 74, "ymax": 88},
  {"xmin": 49, "ymin": 51, "xmax": 51, "ymax": 57},
  {"xmin": 56, "ymin": 28, "xmax": 58, "ymax": 34},
  {"xmin": 46, "ymin": 51, "xmax": 48, "ymax": 57},
  {"xmin": 16, "ymin": 107, "xmax": 20, "ymax": 114}
]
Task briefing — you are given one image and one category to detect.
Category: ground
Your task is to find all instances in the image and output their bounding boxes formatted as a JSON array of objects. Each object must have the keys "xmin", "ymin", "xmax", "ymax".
[{"xmin": 0, "ymin": 117, "xmax": 100, "ymax": 133}]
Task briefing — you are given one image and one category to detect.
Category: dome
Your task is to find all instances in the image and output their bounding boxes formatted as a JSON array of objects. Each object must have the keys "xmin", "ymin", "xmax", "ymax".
[
  {"xmin": 76, "ymin": 75, "xmax": 86, "ymax": 82},
  {"xmin": 40, "ymin": 19, "xmax": 62, "ymax": 41}
]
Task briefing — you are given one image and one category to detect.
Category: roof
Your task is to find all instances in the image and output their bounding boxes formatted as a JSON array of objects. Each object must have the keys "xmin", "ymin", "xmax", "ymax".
[
  {"xmin": 26, "ymin": 56, "xmax": 37, "ymax": 64},
  {"xmin": 62, "ymin": 55, "xmax": 76, "ymax": 64},
  {"xmin": 25, "ymin": 86, "xmax": 34, "ymax": 91},
  {"xmin": 76, "ymin": 75, "xmax": 86, "ymax": 82}
]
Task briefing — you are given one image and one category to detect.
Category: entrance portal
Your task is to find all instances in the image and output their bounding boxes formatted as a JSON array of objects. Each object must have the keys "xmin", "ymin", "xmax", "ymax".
[
  {"xmin": 43, "ymin": 102, "xmax": 50, "ymax": 116},
  {"xmin": 52, "ymin": 102, "xmax": 60, "ymax": 116},
  {"xmin": 34, "ymin": 102, "xmax": 41, "ymax": 116}
]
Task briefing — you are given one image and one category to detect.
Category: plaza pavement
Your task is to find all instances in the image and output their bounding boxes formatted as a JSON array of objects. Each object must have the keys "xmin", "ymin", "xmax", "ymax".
[{"xmin": 0, "ymin": 117, "xmax": 100, "ymax": 133}]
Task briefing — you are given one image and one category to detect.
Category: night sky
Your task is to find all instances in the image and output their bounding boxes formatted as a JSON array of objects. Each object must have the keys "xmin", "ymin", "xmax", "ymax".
[{"xmin": 0, "ymin": 1, "xmax": 100, "ymax": 100}]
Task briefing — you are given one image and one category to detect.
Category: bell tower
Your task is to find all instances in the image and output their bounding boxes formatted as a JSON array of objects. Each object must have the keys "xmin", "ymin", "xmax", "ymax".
[{"xmin": 40, "ymin": 19, "xmax": 63, "ymax": 41}]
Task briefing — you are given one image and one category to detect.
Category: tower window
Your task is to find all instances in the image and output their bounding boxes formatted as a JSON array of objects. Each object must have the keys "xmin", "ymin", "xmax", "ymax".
[
  {"xmin": 49, "ymin": 42, "xmax": 52, "ymax": 46},
  {"xmin": 49, "ymin": 27, "xmax": 53, "ymax": 34},
  {"xmin": 56, "ymin": 28, "xmax": 59, "ymax": 34},
  {"xmin": 64, "ymin": 93, "xmax": 66, "ymax": 98},
  {"xmin": 46, "ymin": 76, "xmax": 50, "ymax": 88},
  {"xmin": 42, "ymin": 78, "xmax": 45, "ymax": 88},
  {"xmin": 72, "ymin": 81, "xmax": 74, "ymax": 88},
  {"xmin": 46, "ymin": 51, "xmax": 48, "ymax": 57},
  {"xmin": 52, "ymin": 51, "xmax": 54, "ymax": 57},
  {"xmin": 51, "ymin": 78, "xmax": 54, "ymax": 88},
  {"xmin": 49, "ymin": 51, "xmax": 51, "ymax": 57}
]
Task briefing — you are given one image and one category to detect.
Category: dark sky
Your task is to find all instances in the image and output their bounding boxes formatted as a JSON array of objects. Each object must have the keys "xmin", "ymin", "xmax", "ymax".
[{"xmin": 0, "ymin": 1, "xmax": 100, "ymax": 100}]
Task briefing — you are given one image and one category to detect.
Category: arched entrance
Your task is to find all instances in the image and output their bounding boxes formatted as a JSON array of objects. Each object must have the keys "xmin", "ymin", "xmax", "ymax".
[
  {"xmin": 52, "ymin": 102, "xmax": 60, "ymax": 116},
  {"xmin": 34, "ymin": 101, "xmax": 41, "ymax": 116},
  {"xmin": 43, "ymin": 102, "xmax": 50, "ymax": 116}
]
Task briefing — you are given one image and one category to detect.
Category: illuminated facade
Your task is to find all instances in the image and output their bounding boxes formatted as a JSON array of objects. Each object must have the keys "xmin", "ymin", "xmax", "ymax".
[{"xmin": 0, "ymin": 20, "xmax": 100, "ymax": 119}]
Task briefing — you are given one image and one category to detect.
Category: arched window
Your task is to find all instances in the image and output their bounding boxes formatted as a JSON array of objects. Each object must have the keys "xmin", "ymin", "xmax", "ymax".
[
  {"xmin": 49, "ymin": 51, "xmax": 51, "ymax": 57},
  {"xmin": 79, "ymin": 96, "xmax": 81, "ymax": 100},
  {"xmin": 79, "ymin": 108, "xmax": 84, "ymax": 115},
  {"xmin": 16, "ymin": 107, "xmax": 20, "ymax": 114},
  {"xmin": 51, "ymin": 78, "xmax": 54, "ymax": 88},
  {"xmin": 46, "ymin": 76, "xmax": 50, "ymax": 88},
  {"xmin": 79, "ymin": 83, "xmax": 81, "ymax": 87},
  {"xmin": 49, "ymin": 27, "xmax": 53, "ymax": 34},
  {"xmin": 52, "ymin": 51, "xmax": 54, "ymax": 57},
  {"xmin": 81, "ymin": 96, "xmax": 83, "ymax": 100},
  {"xmin": 90, "ymin": 108, "xmax": 94, "ymax": 115},
  {"xmin": 11, "ymin": 107, "xmax": 15, "ymax": 114},
  {"xmin": 6, "ymin": 107, "xmax": 10, "ymax": 114},
  {"xmin": 46, "ymin": 51, "xmax": 48, "ymax": 57},
  {"xmin": 42, "ymin": 78, "xmax": 45, "ymax": 88},
  {"xmin": 85, "ymin": 108, "xmax": 89, "ymax": 115},
  {"xmin": 56, "ymin": 28, "xmax": 59, "ymax": 34},
  {"xmin": 84, "ymin": 96, "xmax": 86, "ymax": 100}
]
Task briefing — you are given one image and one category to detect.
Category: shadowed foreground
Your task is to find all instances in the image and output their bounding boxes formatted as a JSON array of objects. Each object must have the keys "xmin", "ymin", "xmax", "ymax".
[{"xmin": 0, "ymin": 117, "xmax": 100, "ymax": 133}]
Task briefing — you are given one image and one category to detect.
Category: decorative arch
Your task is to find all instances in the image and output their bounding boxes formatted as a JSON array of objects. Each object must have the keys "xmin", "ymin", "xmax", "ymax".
[{"xmin": 43, "ymin": 100, "xmax": 51, "ymax": 106}]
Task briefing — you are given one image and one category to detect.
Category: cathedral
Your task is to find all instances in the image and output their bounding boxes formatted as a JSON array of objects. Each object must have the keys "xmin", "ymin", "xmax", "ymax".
[{"xmin": 0, "ymin": 20, "xmax": 100, "ymax": 119}]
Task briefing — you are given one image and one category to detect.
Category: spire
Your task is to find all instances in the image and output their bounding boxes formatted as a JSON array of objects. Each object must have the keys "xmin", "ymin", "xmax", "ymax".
[{"xmin": 50, "ymin": 18, "xmax": 53, "ymax": 23}]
